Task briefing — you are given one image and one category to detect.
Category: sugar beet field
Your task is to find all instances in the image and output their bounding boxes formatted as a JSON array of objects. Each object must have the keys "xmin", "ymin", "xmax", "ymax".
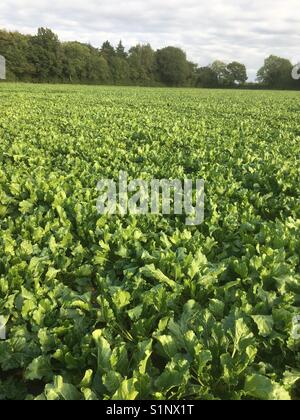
[{"xmin": 0, "ymin": 84, "xmax": 300, "ymax": 400}]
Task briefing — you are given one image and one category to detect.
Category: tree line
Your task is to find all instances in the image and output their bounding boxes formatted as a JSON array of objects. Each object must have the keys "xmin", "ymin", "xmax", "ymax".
[{"xmin": 0, "ymin": 28, "xmax": 299, "ymax": 89}]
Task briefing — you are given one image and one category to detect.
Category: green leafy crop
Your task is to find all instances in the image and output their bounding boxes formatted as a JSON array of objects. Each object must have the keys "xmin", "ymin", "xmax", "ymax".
[{"xmin": 0, "ymin": 84, "xmax": 299, "ymax": 400}]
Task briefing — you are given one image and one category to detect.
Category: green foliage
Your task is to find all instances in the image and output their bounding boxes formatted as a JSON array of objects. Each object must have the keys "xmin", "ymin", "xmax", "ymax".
[
  {"xmin": 210, "ymin": 61, "xmax": 248, "ymax": 87},
  {"xmin": 196, "ymin": 67, "xmax": 218, "ymax": 88},
  {"xmin": 257, "ymin": 55, "xmax": 294, "ymax": 89},
  {"xmin": 155, "ymin": 47, "xmax": 191, "ymax": 86},
  {"xmin": 227, "ymin": 62, "xmax": 248, "ymax": 85},
  {"xmin": 0, "ymin": 85, "xmax": 300, "ymax": 400},
  {"xmin": 128, "ymin": 44, "xmax": 156, "ymax": 85},
  {"xmin": 28, "ymin": 28, "xmax": 63, "ymax": 82},
  {"xmin": 1, "ymin": 27, "xmax": 299, "ymax": 89}
]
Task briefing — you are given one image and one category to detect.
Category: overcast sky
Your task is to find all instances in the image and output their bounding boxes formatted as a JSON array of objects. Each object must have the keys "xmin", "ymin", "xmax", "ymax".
[{"xmin": 1, "ymin": 0, "xmax": 300, "ymax": 80}]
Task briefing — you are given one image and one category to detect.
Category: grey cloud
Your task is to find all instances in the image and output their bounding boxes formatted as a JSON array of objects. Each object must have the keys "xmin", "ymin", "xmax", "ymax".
[{"xmin": 0, "ymin": 0, "xmax": 299, "ymax": 80}]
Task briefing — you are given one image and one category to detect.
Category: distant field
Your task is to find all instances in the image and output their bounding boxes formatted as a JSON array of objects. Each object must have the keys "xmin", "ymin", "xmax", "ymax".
[{"xmin": 0, "ymin": 84, "xmax": 300, "ymax": 400}]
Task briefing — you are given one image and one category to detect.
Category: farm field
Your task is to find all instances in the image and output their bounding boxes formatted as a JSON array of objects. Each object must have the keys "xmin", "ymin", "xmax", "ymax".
[{"xmin": 0, "ymin": 84, "xmax": 300, "ymax": 400}]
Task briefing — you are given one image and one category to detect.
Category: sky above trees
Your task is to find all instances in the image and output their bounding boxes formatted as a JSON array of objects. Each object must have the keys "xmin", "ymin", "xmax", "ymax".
[{"xmin": 0, "ymin": 0, "xmax": 299, "ymax": 81}]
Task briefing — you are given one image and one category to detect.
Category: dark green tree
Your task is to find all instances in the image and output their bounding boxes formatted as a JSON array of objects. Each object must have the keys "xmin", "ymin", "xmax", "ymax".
[
  {"xmin": 110, "ymin": 56, "xmax": 130, "ymax": 85},
  {"xmin": 101, "ymin": 41, "xmax": 115, "ymax": 63},
  {"xmin": 210, "ymin": 61, "xmax": 231, "ymax": 86},
  {"xmin": 29, "ymin": 28, "xmax": 63, "ymax": 82},
  {"xmin": 88, "ymin": 54, "xmax": 111, "ymax": 84},
  {"xmin": 116, "ymin": 41, "xmax": 127, "ymax": 59},
  {"xmin": 62, "ymin": 42, "xmax": 90, "ymax": 82},
  {"xmin": 0, "ymin": 30, "xmax": 34, "ymax": 81},
  {"xmin": 196, "ymin": 66, "xmax": 218, "ymax": 88},
  {"xmin": 155, "ymin": 47, "xmax": 190, "ymax": 86},
  {"xmin": 2, "ymin": 26, "xmax": 300, "ymax": 90},
  {"xmin": 257, "ymin": 55, "xmax": 294, "ymax": 88},
  {"xmin": 62, "ymin": 42, "xmax": 111, "ymax": 84},
  {"xmin": 186, "ymin": 61, "xmax": 198, "ymax": 86},
  {"xmin": 227, "ymin": 61, "xmax": 248, "ymax": 85},
  {"xmin": 128, "ymin": 44, "xmax": 156, "ymax": 85}
]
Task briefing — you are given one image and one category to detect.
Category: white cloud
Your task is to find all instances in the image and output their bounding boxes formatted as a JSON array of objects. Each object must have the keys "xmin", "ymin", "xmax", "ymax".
[{"xmin": 0, "ymin": 0, "xmax": 299, "ymax": 80}]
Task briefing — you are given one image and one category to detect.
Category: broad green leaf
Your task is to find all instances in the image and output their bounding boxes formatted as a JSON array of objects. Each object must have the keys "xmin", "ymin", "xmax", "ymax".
[
  {"xmin": 244, "ymin": 374, "xmax": 291, "ymax": 400},
  {"xmin": 25, "ymin": 356, "xmax": 52, "ymax": 381},
  {"xmin": 140, "ymin": 264, "xmax": 180, "ymax": 290},
  {"xmin": 112, "ymin": 290, "xmax": 131, "ymax": 309},
  {"xmin": 112, "ymin": 378, "xmax": 139, "ymax": 400},
  {"xmin": 44, "ymin": 376, "xmax": 82, "ymax": 401},
  {"xmin": 92, "ymin": 330, "xmax": 112, "ymax": 370},
  {"xmin": 252, "ymin": 315, "xmax": 274, "ymax": 337}
]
